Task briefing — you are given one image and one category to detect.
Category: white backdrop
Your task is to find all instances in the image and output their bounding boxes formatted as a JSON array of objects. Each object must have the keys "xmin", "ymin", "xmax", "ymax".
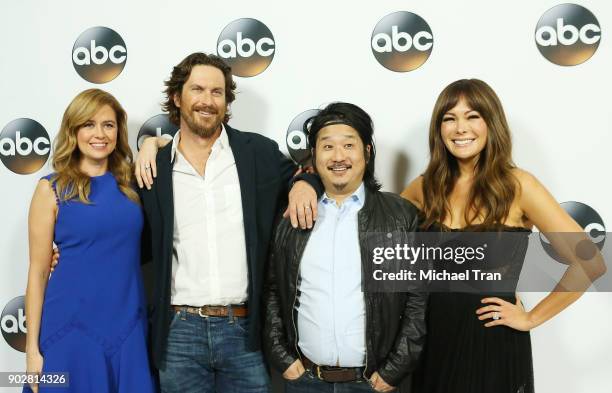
[{"xmin": 1, "ymin": 1, "xmax": 611, "ymax": 392}]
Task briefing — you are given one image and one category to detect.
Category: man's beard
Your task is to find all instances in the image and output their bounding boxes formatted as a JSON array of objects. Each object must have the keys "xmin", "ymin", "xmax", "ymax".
[
  {"xmin": 330, "ymin": 181, "xmax": 348, "ymax": 192},
  {"xmin": 181, "ymin": 105, "xmax": 224, "ymax": 138}
]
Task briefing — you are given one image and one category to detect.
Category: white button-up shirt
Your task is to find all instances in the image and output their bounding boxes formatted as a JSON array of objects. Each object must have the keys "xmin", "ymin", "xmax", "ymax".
[{"xmin": 169, "ymin": 126, "xmax": 248, "ymax": 306}]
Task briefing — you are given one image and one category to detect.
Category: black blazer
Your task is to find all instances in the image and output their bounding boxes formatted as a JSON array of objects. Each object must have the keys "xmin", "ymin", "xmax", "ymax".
[{"xmin": 139, "ymin": 124, "xmax": 318, "ymax": 370}]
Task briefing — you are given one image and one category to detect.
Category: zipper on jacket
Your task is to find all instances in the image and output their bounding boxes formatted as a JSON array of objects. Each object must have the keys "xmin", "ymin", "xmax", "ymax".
[
  {"xmin": 361, "ymin": 294, "xmax": 371, "ymax": 381},
  {"xmin": 291, "ymin": 229, "xmax": 312, "ymax": 365},
  {"xmin": 291, "ymin": 263, "xmax": 301, "ymax": 363},
  {"xmin": 358, "ymin": 205, "xmax": 370, "ymax": 381}
]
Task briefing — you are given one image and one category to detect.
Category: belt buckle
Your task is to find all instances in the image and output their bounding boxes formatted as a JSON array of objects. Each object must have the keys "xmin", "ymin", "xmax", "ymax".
[
  {"xmin": 316, "ymin": 366, "xmax": 323, "ymax": 380},
  {"xmin": 197, "ymin": 307, "xmax": 208, "ymax": 318}
]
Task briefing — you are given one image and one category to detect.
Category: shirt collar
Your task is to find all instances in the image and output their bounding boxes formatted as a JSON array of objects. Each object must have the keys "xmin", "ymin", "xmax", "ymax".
[
  {"xmin": 170, "ymin": 124, "xmax": 228, "ymax": 162},
  {"xmin": 321, "ymin": 182, "xmax": 365, "ymax": 207}
]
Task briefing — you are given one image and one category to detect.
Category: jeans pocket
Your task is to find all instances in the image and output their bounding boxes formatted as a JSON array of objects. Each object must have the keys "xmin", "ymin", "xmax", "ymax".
[
  {"xmin": 232, "ymin": 316, "xmax": 249, "ymax": 334},
  {"xmin": 364, "ymin": 377, "xmax": 392, "ymax": 392},
  {"xmin": 168, "ymin": 310, "xmax": 192, "ymax": 335},
  {"xmin": 284, "ymin": 370, "xmax": 310, "ymax": 383},
  {"xmin": 368, "ymin": 383, "xmax": 397, "ymax": 392},
  {"xmin": 168, "ymin": 309, "xmax": 183, "ymax": 329}
]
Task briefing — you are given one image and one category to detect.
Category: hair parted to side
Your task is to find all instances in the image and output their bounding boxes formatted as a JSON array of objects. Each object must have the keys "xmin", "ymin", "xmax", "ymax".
[
  {"xmin": 162, "ymin": 52, "xmax": 237, "ymax": 125},
  {"xmin": 305, "ymin": 102, "xmax": 381, "ymax": 191},
  {"xmin": 51, "ymin": 88, "xmax": 139, "ymax": 204},
  {"xmin": 421, "ymin": 79, "xmax": 518, "ymax": 230}
]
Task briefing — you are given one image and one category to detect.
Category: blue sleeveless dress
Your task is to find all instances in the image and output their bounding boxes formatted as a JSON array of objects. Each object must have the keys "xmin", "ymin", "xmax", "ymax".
[{"xmin": 24, "ymin": 172, "xmax": 155, "ymax": 393}]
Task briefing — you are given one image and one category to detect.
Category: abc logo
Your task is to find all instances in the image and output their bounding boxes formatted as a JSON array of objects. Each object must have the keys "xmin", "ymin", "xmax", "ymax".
[
  {"xmin": 72, "ymin": 26, "xmax": 127, "ymax": 83},
  {"xmin": 535, "ymin": 4, "xmax": 601, "ymax": 66},
  {"xmin": 137, "ymin": 114, "xmax": 179, "ymax": 150},
  {"xmin": 1, "ymin": 296, "xmax": 27, "ymax": 352},
  {"xmin": 217, "ymin": 18, "xmax": 275, "ymax": 77},
  {"xmin": 371, "ymin": 11, "xmax": 433, "ymax": 72},
  {"xmin": 0, "ymin": 118, "xmax": 50, "ymax": 175},
  {"xmin": 286, "ymin": 109, "xmax": 320, "ymax": 166},
  {"xmin": 540, "ymin": 201, "xmax": 606, "ymax": 264}
]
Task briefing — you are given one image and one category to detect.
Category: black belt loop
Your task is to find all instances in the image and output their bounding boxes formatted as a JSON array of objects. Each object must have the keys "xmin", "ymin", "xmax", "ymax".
[{"xmin": 227, "ymin": 304, "xmax": 234, "ymax": 323}]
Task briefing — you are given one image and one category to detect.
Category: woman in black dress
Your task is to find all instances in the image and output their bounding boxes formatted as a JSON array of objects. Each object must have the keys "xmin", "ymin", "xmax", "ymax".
[{"xmin": 402, "ymin": 79, "xmax": 605, "ymax": 393}]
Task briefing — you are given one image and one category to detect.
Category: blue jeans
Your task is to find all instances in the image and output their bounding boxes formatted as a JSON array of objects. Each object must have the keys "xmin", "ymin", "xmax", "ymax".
[
  {"xmin": 285, "ymin": 370, "xmax": 377, "ymax": 393},
  {"xmin": 159, "ymin": 308, "xmax": 270, "ymax": 393}
]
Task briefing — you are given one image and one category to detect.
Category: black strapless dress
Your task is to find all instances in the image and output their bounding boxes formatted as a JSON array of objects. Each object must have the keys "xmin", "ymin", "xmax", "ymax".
[{"xmin": 414, "ymin": 224, "xmax": 535, "ymax": 393}]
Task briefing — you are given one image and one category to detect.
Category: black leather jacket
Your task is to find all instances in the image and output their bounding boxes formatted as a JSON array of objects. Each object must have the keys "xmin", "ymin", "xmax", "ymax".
[{"xmin": 263, "ymin": 188, "xmax": 427, "ymax": 386}]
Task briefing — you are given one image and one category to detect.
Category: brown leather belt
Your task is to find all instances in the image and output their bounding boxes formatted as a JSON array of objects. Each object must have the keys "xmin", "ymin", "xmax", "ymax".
[
  {"xmin": 172, "ymin": 304, "xmax": 248, "ymax": 317},
  {"xmin": 301, "ymin": 355, "xmax": 365, "ymax": 383}
]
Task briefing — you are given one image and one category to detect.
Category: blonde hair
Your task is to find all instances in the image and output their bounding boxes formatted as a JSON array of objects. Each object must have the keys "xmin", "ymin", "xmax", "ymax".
[{"xmin": 51, "ymin": 88, "xmax": 139, "ymax": 204}]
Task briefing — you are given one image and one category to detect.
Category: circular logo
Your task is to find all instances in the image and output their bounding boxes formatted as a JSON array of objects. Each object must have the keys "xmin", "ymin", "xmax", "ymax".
[
  {"xmin": 540, "ymin": 201, "xmax": 606, "ymax": 264},
  {"xmin": 1, "ymin": 296, "xmax": 27, "ymax": 352},
  {"xmin": 217, "ymin": 18, "xmax": 275, "ymax": 77},
  {"xmin": 0, "ymin": 118, "xmax": 51, "ymax": 175},
  {"xmin": 371, "ymin": 11, "xmax": 434, "ymax": 72},
  {"xmin": 136, "ymin": 114, "xmax": 179, "ymax": 150},
  {"xmin": 535, "ymin": 3, "xmax": 601, "ymax": 66},
  {"xmin": 286, "ymin": 109, "xmax": 320, "ymax": 167},
  {"xmin": 72, "ymin": 26, "xmax": 128, "ymax": 83}
]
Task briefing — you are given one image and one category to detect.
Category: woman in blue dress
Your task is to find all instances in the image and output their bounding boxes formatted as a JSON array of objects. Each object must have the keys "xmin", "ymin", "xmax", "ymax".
[{"xmin": 24, "ymin": 88, "xmax": 155, "ymax": 393}]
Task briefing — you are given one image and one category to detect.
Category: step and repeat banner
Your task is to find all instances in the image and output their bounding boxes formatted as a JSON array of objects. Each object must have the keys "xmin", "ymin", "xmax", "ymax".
[{"xmin": 1, "ymin": 1, "xmax": 611, "ymax": 392}]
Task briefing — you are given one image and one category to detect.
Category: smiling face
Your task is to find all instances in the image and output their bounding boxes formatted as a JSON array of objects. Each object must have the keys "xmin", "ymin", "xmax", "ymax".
[
  {"xmin": 440, "ymin": 97, "xmax": 488, "ymax": 163},
  {"xmin": 76, "ymin": 104, "xmax": 118, "ymax": 168},
  {"xmin": 314, "ymin": 123, "xmax": 370, "ymax": 200},
  {"xmin": 174, "ymin": 65, "xmax": 227, "ymax": 138}
]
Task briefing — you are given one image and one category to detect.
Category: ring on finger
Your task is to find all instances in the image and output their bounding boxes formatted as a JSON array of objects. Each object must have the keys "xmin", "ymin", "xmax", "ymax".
[{"xmin": 492, "ymin": 312, "xmax": 501, "ymax": 320}]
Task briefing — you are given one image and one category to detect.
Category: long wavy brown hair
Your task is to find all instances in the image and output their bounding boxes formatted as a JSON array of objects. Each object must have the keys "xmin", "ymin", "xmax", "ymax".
[
  {"xmin": 421, "ymin": 79, "xmax": 518, "ymax": 230},
  {"xmin": 51, "ymin": 89, "xmax": 139, "ymax": 204}
]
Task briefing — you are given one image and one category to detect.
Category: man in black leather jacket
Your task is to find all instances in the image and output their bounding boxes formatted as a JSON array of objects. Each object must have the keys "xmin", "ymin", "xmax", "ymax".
[{"xmin": 263, "ymin": 102, "xmax": 427, "ymax": 392}]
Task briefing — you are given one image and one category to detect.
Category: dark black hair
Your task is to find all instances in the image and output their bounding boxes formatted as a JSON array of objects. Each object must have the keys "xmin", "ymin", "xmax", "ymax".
[{"xmin": 305, "ymin": 102, "xmax": 381, "ymax": 191}]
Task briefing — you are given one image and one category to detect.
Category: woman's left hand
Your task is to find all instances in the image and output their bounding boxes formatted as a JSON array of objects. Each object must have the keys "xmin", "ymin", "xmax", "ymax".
[{"xmin": 476, "ymin": 295, "xmax": 534, "ymax": 331}]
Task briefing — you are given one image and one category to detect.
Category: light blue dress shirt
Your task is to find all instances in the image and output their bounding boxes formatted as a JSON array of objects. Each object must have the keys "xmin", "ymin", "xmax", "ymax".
[{"xmin": 297, "ymin": 183, "xmax": 366, "ymax": 367}]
